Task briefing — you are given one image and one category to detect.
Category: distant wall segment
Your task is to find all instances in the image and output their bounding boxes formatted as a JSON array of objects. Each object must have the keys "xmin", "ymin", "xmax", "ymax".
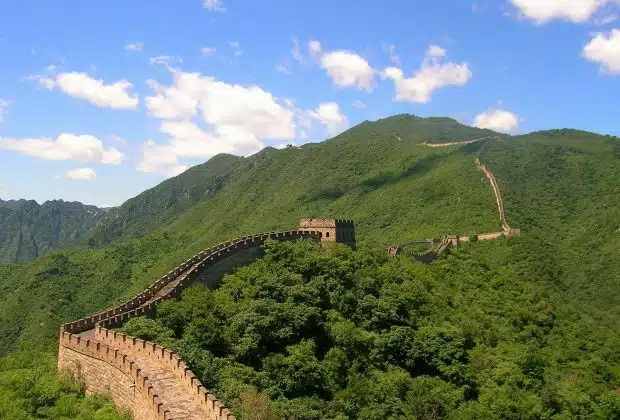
[{"xmin": 58, "ymin": 220, "xmax": 355, "ymax": 420}]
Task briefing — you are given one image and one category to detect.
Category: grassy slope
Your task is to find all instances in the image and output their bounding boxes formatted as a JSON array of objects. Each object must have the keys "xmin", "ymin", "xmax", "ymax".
[{"xmin": 160, "ymin": 116, "xmax": 499, "ymax": 249}]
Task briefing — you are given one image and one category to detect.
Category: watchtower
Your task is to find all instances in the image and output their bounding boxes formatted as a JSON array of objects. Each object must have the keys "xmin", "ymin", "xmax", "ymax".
[{"xmin": 298, "ymin": 218, "xmax": 356, "ymax": 249}]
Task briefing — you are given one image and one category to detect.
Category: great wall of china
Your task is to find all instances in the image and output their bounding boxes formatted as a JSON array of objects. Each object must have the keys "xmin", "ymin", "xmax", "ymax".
[
  {"xmin": 390, "ymin": 137, "xmax": 520, "ymax": 260},
  {"xmin": 58, "ymin": 222, "xmax": 357, "ymax": 420},
  {"xmin": 57, "ymin": 138, "xmax": 518, "ymax": 419}
]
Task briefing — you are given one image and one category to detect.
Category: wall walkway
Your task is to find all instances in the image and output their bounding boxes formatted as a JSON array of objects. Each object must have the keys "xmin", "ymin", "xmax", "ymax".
[{"xmin": 59, "ymin": 230, "xmax": 321, "ymax": 420}]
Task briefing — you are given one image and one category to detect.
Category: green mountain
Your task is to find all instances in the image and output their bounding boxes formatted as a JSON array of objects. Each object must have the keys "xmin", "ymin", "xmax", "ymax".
[
  {"xmin": 0, "ymin": 115, "xmax": 496, "ymax": 264},
  {"xmin": 0, "ymin": 199, "xmax": 106, "ymax": 263},
  {"xmin": 0, "ymin": 115, "xmax": 619, "ymax": 418},
  {"xmin": 84, "ymin": 115, "xmax": 497, "ymax": 248},
  {"xmin": 86, "ymin": 153, "xmax": 245, "ymax": 246}
]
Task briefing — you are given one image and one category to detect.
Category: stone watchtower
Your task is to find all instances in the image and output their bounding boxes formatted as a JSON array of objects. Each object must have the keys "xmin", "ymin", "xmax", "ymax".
[{"xmin": 298, "ymin": 218, "xmax": 356, "ymax": 249}]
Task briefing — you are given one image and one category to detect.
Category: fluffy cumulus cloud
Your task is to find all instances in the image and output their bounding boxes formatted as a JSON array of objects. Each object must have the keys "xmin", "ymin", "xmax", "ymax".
[
  {"xmin": 509, "ymin": 0, "xmax": 610, "ymax": 23},
  {"xmin": 140, "ymin": 71, "xmax": 297, "ymax": 175},
  {"xmin": 0, "ymin": 99, "xmax": 9, "ymax": 121},
  {"xmin": 309, "ymin": 41, "xmax": 375, "ymax": 91},
  {"xmin": 30, "ymin": 72, "xmax": 139, "ymax": 110},
  {"xmin": 66, "ymin": 167, "xmax": 96, "ymax": 180},
  {"xmin": 308, "ymin": 102, "xmax": 350, "ymax": 136},
  {"xmin": 0, "ymin": 133, "xmax": 124, "ymax": 164},
  {"xmin": 473, "ymin": 108, "xmax": 520, "ymax": 133},
  {"xmin": 381, "ymin": 45, "xmax": 471, "ymax": 103},
  {"xmin": 583, "ymin": 29, "xmax": 620, "ymax": 73}
]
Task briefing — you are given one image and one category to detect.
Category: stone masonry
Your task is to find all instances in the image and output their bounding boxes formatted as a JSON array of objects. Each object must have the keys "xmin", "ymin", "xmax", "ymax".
[{"xmin": 58, "ymin": 227, "xmax": 338, "ymax": 420}]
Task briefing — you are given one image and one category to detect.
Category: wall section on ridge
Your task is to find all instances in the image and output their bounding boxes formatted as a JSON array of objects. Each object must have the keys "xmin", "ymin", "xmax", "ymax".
[{"xmin": 59, "ymin": 229, "xmax": 326, "ymax": 420}]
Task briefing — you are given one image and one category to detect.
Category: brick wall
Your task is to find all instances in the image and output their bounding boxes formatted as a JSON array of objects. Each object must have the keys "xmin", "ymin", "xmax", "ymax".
[{"xmin": 58, "ymin": 228, "xmax": 325, "ymax": 420}]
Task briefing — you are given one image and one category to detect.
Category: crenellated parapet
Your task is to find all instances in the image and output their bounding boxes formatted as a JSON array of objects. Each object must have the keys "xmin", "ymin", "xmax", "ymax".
[
  {"xmin": 59, "ymin": 228, "xmax": 325, "ymax": 420},
  {"xmin": 94, "ymin": 327, "xmax": 232, "ymax": 419},
  {"xmin": 59, "ymin": 331, "xmax": 175, "ymax": 420}
]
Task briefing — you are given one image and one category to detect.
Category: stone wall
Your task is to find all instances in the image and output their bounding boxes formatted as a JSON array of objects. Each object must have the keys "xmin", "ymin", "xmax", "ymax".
[
  {"xmin": 58, "ymin": 332, "xmax": 173, "ymax": 420},
  {"xmin": 58, "ymin": 228, "xmax": 325, "ymax": 420},
  {"xmin": 94, "ymin": 327, "xmax": 230, "ymax": 419}
]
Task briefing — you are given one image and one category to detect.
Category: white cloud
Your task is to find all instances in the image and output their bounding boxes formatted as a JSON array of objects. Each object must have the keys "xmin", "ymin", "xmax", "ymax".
[
  {"xmin": 27, "ymin": 74, "xmax": 56, "ymax": 89},
  {"xmin": 125, "ymin": 42, "xmax": 144, "ymax": 52},
  {"xmin": 583, "ymin": 29, "xmax": 620, "ymax": 73},
  {"xmin": 204, "ymin": 0, "xmax": 225, "ymax": 12},
  {"xmin": 229, "ymin": 41, "xmax": 243, "ymax": 57},
  {"xmin": 276, "ymin": 62, "xmax": 292, "ymax": 74},
  {"xmin": 427, "ymin": 45, "xmax": 447, "ymax": 58},
  {"xmin": 473, "ymin": 108, "xmax": 520, "ymax": 133},
  {"xmin": 308, "ymin": 102, "xmax": 350, "ymax": 135},
  {"xmin": 381, "ymin": 45, "xmax": 471, "ymax": 103},
  {"xmin": 509, "ymin": 0, "xmax": 610, "ymax": 23},
  {"xmin": 352, "ymin": 100, "xmax": 367, "ymax": 108},
  {"xmin": 29, "ymin": 71, "xmax": 139, "ymax": 110},
  {"xmin": 149, "ymin": 56, "xmax": 183, "ymax": 69},
  {"xmin": 309, "ymin": 40, "xmax": 322, "ymax": 56},
  {"xmin": 145, "ymin": 78, "xmax": 199, "ymax": 120},
  {"xmin": 0, "ymin": 99, "xmax": 9, "ymax": 121},
  {"xmin": 201, "ymin": 47, "xmax": 216, "ymax": 56},
  {"xmin": 276, "ymin": 39, "xmax": 303, "ymax": 74},
  {"xmin": 141, "ymin": 71, "xmax": 296, "ymax": 175},
  {"xmin": 593, "ymin": 14, "xmax": 618, "ymax": 25},
  {"xmin": 292, "ymin": 38, "xmax": 303, "ymax": 62},
  {"xmin": 107, "ymin": 135, "xmax": 127, "ymax": 147},
  {"xmin": 0, "ymin": 133, "xmax": 124, "ymax": 164},
  {"xmin": 383, "ymin": 44, "xmax": 401, "ymax": 65},
  {"xmin": 66, "ymin": 167, "xmax": 96, "ymax": 180},
  {"xmin": 310, "ymin": 40, "xmax": 376, "ymax": 91}
]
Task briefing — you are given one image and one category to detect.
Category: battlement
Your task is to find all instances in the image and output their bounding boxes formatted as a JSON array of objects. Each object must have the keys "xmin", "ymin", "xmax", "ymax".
[
  {"xmin": 58, "ymin": 227, "xmax": 332, "ymax": 420},
  {"xmin": 298, "ymin": 218, "xmax": 354, "ymax": 228}
]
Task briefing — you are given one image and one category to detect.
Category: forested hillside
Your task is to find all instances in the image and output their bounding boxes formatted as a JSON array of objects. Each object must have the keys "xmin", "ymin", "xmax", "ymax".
[
  {"xmin": 0, "ymin": 115, "xmax": 618, "ymax": 418},
  {"xmin": 0, "ymin": 116, "xmax": 501, "ymax": 357},
  {"xmin": 0, "ymin": 199, "xmax": 105, "ymax": 263},
  {"xmin": 86, "ymin": 153, "xmax": 245, "ymax": 246}
]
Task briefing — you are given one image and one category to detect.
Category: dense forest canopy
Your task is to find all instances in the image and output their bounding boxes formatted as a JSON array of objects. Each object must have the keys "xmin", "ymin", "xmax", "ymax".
[
  {"xmin": 0, "ymin": 116, "xmax": 618, "ymax": 418},
  {"xmin": 120, "ymin": 238, "xmax": 620, "ymax": 419}
]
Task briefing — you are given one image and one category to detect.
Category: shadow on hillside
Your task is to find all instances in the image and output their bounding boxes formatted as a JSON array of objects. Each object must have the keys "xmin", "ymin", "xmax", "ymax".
[
  {"xmin": 304, "ymin": 154, "xmax": 443, "ymax": 203},
  {"xmin": 458, "ymin": 140, "xmax": 486, "ymax": 156},
  {"xmin": 305, "ymin": 186, "xmax": 346, "ymax": 202},
  {"xmin": 359, "ymin": 154, "xmax": 442, "ymax": 193}
]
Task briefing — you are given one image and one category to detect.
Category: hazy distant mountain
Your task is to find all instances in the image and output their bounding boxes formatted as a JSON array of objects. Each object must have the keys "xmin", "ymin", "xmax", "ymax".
[{"xmin": 0, "ymin": 199, "xmax": 105, "ymax": 263}]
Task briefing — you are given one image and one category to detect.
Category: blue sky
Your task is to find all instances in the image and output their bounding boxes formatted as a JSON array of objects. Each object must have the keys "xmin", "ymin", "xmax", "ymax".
[{"xmin": 0, "ymin": 0, "xmax": 619, "ymax": 206}]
